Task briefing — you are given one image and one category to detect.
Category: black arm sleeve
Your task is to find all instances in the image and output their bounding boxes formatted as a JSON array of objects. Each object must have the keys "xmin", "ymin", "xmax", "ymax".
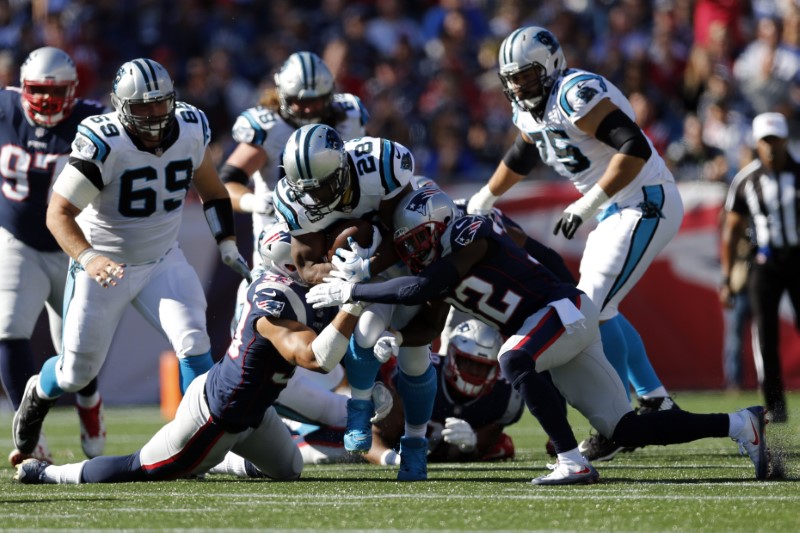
[
  {"xmin": 502, "ymin": 134, "xmax": 539, "ymax": 175},
  {"xmin": 350, "ymin": 258, "xmax": 461, "ymax": 305},
  {"xmin": 594, "ymin": 109, "xmax": 652, "ymax": 161},
  {"xmin": 69, "ymin": 157, "xmax": 104, "ymax": 191},
  {"xmin": 203, "ymin": 198, "xmax": 236, "ymax": 243},
  {"xmin": 219, "ymin": 164, "xmax": 250, "ymax": 185}
]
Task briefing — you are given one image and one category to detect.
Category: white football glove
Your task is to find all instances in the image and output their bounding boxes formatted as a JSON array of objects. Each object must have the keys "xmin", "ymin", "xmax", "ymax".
[
  {"xmin": 466, "ymin": 185, "xmax": 499, "ymax": 215},
  {"xmin": 219, "ymin": 240, "xmax": 252, "ymax": 283},
  {"xmin": 373, "ymin": 330, "xmax": 401, "ymax": 363},
  {"xmin": 370, "ymin": 382, "xmax": 394, "ymax": 423},
  {"xmin": 238, "ymin": 192, "xmax": 275, "ymax": 216},
  {"xmin": 305, "ymin": 277, "xmax": 354, "ymax": 308},
  {"xmin": 331, "ymin": 239, "xmax": 371, "ymax": 282},
  {"xmin": 441, "ymin": 417, "xmax": 477, "ymax": 453}
]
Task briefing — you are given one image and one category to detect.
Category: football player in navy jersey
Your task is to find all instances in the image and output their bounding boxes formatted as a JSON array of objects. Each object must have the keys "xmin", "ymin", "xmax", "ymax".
[
  {"xmin": 13, "ymin": 263, "xmax": 367, "ymax": 484},
  {"xmin": 11, "ymin": 57, "xmax": 251, "ymax": 467},
  {"xmin": 367, "ymin": 319, "xmax": 523, "ymax": 466},
  {"xmin": 307, "ymin": 188, "xmax": 773, "ymax": 484},
  {"xmin": 0, "ymin": 47, "xmax": 108, "ymax": 465}
]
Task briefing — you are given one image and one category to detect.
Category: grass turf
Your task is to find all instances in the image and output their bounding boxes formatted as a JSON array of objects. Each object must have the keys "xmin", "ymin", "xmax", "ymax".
[{"xmin": 0, "ymin": 391, "xmax": 798, "ymax": 531}]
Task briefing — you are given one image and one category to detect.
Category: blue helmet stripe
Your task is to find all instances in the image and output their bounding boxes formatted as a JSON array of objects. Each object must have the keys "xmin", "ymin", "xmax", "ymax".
[
  {"xmin": 132, "ymin": 59, "xmax": 153, "ymax": 92},
  {"xmin": 503, "ymin": 28, "xmax": 524, "ymax": 65},
  {"xmin": 301, "ymin": 124, "xmax": 322, "ymax": 182}
]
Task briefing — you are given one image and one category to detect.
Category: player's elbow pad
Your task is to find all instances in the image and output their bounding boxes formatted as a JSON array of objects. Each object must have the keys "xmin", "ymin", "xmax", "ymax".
[
  {"xmin": 502, "ymin": 134, "xmax": 538, "ymax": 175},
  {"xmin": 595, "ymin": 109, "xmax": 652, "ymax": 162}
]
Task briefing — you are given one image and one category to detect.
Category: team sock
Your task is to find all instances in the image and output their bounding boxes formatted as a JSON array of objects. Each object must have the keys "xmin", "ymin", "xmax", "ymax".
[
  {"xmin": 0, "ymin": 339, "xmax": 36, "ymax": 409},
  {"xmin": 618, "ymin": 314, "xmax": 664, "ymax": 397},
  {"xmin": 344, "ymin": 337, "xmax": 381, "ymax": 391},
  {"xmin": 397, "ymin": 365, "xmax": 436, "ymax": 426},
  {"xmin": 499, "ymin": 349, "xmax": 578, "ymax": 453},
  {"xmin": 178, "ymin": 351, "xmax": 213, "ymax": 394},
  {"xmin": 598, "ymin": 316, "xmax": 631, "ymax": 401},
  {"xmin": 38, "ymin": 356, "xmax": 64, "ymax": 399}
]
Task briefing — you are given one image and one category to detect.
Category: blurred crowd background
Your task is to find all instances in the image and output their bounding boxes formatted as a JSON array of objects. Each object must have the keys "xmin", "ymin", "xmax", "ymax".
[{"xmin": 2, "ymin": 0, "xmax": 798, "ymax": 186}]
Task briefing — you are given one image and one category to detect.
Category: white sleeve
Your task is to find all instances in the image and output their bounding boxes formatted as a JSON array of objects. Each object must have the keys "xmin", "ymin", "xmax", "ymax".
[{"xmin": 52, "ymin": 163, "xmax": 101, "ymax": 210}]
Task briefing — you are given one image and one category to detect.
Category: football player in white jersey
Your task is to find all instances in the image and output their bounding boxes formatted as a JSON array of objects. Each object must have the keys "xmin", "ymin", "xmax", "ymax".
[
  {"xmin": 274, "ymin": 124, "xmax": 436, "ymax": 481},
  {"xmin": 220, "ymin": 51, "xmax": 369, "ymax": 268},
  {"xmin": 467, "ymin": 26, "xmax": 684, "ymax": 460},
  {"xmin": 1, "ymin": 47, "xmax": 108, "ymax": 465},
  {"xmin": 11, "ymin": 58, "xmax": 251, "ymax": 463}
]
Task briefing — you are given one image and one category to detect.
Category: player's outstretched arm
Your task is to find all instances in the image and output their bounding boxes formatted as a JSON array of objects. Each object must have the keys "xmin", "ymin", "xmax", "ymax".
[{"xmin": 260, "ymin": 302, "xmax": 365, "ymax": 372}]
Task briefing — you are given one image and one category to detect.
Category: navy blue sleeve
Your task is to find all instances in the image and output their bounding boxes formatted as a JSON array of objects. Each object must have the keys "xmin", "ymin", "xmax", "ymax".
[{"xmin": 350, "ymin": 259, "xmax": 461, "ymax": 305}]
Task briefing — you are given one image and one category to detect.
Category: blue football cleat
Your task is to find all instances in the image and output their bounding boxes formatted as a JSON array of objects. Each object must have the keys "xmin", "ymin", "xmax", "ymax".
[
  {"xmin": 398, "ymin": 436, "xmax": 428, "ymax": 481},
  {"xmin": 344, "ymin": 399, "xmax": 373, "ymax": 453}
]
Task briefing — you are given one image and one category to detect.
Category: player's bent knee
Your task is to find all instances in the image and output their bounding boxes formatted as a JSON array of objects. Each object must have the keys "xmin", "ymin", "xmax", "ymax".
[
  {"xmin": 272, "ymin": 449, "xmax": 303, "ymax": 481},
  {"xmin": 397, "ymin": 346, "xmax": 431, "ymax": 376},
  {"xmin": 177, "ymin": 330, "xmax": 211, "ymax": 356},
  {"xmin": 57, "ymin": 361, "xmax": 97, "ymax": 392},
  {"xmin": 498, "ymin": 349, "xmax": 534, "ymax": 386}
]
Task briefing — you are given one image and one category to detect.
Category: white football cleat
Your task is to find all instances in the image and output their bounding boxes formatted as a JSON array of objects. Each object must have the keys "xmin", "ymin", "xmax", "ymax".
[
  {"xmin": 531, "ymin": 456, "xmax": 600, "ymax": 486},
  {"xmin": 732, "ymin": 406, "xmax": 768, "ymax": 480},
  {"xmin": 77, "ymin": 398, "xmax": 106, "ymax": 458}
]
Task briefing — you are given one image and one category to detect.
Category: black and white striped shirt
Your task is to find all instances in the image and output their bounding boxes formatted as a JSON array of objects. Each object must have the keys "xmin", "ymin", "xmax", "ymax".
[{"xmin": 725, "ymin": 156, "xmax": 800, "ymax": 250}]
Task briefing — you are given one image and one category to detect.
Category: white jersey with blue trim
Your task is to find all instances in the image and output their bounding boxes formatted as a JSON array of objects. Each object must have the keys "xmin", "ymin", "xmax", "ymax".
[
  {"xmin": 231, "ymin": 92, "xmax": 369, "ymax": 194},
  {"xmin": 274, "ymin": 136, "xmax": 413, "ymax": 235},
  {"xmin": 64, "ymin": 102, "xmax": 210, "ymax": 265},
  {"xmin": 512, "ymin": 68, "xmax": 673, "ymax": 204}
]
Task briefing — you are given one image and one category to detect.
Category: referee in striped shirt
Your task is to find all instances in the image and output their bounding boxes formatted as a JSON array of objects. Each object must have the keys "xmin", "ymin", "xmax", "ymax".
[{"xmin": 720, "ymin": 112, "xmax": 799, "ymax": 424}]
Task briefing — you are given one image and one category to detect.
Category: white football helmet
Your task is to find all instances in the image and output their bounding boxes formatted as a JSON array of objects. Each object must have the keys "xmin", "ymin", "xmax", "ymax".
[
  {"xmin": 258, "ymin": 222, "xmax": 301, "ymax": 282},
  {"xmin": 274, "ymin": 51, "xmax": 334, "ymax": 126},
  {"xmin": 110, "ymin": 58, "xmax": 176, "ymax": 144},
  {"xmin": 392, "ymin": 188, "xmax": 457, "ymax": 273},
  {"xmin": 444, "ymin": 319, "xmax": 503, "ymax": 398},
  {"xmin": 498, "ymin": 26, "xmax": 566, "ymax": 117},
  {"xmin": 282, "ymin": 124, "xmax": 350, "ymax": 218},
  {"xmin": 20, "ymin": 47, "xmax": 78, "ymax": 127}
]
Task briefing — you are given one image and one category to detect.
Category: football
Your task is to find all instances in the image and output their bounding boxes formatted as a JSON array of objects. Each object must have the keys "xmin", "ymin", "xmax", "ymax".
[{"xmin": 325, "ymin": 219, "xmax": 376, "ymax": 262}]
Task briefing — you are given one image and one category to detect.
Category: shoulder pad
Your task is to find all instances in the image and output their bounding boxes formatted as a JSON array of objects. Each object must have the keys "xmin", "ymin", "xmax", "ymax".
[
  {"xmin": 251, "ymin": 274, "xmax": 307, "ymax": 322},
  {"xmin": 232, "ymin": 106, "xmax": 282, "ymax": 145},
  {"xmin": 557, "ymin": 72, "xmax": 608, "ymax": 118},
  {"xmin": 175, "ymin": 102, "xmax": 210, "ymax": 145},
  {"xmin": 73, "ymin": 117, "xmax": 117, "ymax": 163},
  {"xmin": 449, "ymin": 215, "xmax": 492, "ymax": 249}
]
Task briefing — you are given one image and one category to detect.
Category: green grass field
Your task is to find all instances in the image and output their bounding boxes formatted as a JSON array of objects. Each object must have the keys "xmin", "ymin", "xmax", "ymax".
[{"xmin": 1, "ymin": 391, "xmax": 798, "ymax": 531}]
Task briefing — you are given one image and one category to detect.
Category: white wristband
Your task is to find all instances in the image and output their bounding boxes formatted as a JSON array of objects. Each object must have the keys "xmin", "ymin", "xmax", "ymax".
[
  {"xmin": 311, "ymin": 324, "xmax": 350, "ymax": 372},
  {"xmin": 238, "ymin": 192, "xmax": 256, "ymax": 213},
  {"xmin": 468, "ymin": 185, "xmax": 500, "ymax": 214},
  {"xmin": 568, "ymin": 184, "xmax": 610, "ymax": 220},
  {"xmin": 341, "ymin": 302, "xmax": 364, "ymax": 316},
  {"xmin": 394, "ymin": 330, "xmax": 404, "ymax": 347},
  {"xmin": 76, "ymin": 248, "xmax": 101, "ymax": 269}
]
